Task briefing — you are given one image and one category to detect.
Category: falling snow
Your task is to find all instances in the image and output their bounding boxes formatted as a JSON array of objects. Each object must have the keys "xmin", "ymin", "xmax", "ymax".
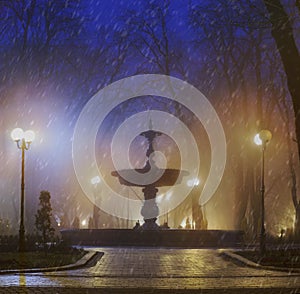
[{"xmin": 0, "ymin": 0, "xmax": 299, "ymax": 240}]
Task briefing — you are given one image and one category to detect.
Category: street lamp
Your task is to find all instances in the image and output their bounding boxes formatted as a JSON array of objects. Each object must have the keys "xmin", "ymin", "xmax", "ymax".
[
  {"xmin": 11, "ymin": 128, "xmax": 35, "ymax": 252},
  {"xmin": 254, "ymin": 129, "xmax": 272, "ymax": 255}
]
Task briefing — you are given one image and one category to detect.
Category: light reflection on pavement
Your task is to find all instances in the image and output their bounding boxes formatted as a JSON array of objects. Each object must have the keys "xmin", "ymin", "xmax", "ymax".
[{"xmin": 0, "ymin": 248, "xmax": 299, "ymax": 290}]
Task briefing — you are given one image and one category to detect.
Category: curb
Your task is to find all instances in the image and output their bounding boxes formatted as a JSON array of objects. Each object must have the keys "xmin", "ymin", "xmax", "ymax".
[
  {"xmin": 0, "ymin": 250, "xmax": 103, "ymax": 275},
  {"xmin": 220, "ymin": 249, "xmax": 300, "ymax": 273}
]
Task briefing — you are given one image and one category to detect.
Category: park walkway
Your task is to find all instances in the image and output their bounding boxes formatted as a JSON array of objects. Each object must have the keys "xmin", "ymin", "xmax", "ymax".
[{"xmin": 0, "ymin": 248, "xmax": 299, "ymax": 293}]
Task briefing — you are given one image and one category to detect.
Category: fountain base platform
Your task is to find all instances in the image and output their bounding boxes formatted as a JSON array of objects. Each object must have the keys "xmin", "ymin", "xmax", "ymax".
[{"xmin": 60, "ymin": 229, "xmax": 244, "ymax": 248}]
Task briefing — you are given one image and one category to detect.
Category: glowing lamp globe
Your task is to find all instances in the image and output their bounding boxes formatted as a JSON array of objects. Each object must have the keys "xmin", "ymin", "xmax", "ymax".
[
  {"xmin": 11, "ymin": 128, "xmax": 24, "ymax": 141},
  {"xmin": 24, "ymin": 130, "xmax": 35, "ymax": 143},
  {"xmin": 254, "ymin": 130, "xmax": 272, "ymax": 146},
  {"xmin": 254, "ymin": 133, "xmax": 262, "ymax": 146}
]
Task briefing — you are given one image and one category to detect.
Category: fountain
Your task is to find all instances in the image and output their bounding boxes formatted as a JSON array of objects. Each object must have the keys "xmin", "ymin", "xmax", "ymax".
[
  {"xmin": 61, "ymin": 122, "xmax": 244, "ymax": 247},
  {"xmin": 111, "ymin": 121, "xmax": 188, "ymax": 229}
]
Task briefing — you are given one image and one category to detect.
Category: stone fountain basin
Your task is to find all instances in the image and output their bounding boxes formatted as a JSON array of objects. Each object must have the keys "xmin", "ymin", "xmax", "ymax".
[
  {"xmin": 61, "ymin": 229, "xmax": 245, "ymax": 248},
  {"xmin": 111, "ymin": 168, "xmax": 189, "ymax": 187}
]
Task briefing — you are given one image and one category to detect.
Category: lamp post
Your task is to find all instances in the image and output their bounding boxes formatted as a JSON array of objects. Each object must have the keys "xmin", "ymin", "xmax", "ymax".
[
  {"xmin": 11, "ymin": 128, "xmax": 35, "ymax": 252},
  {"xmin": 254, "ymin": 129, "xmax": 272, "ymax": 255}
]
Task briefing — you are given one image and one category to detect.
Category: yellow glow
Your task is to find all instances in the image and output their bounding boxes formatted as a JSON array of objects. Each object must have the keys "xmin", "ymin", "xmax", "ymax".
[
  {"xmin": 81, "ymin": 219, "xmax": 87, "ymax": 226},
  {"xmin": 259, "ymin": 129, "xmax": 272, "ymax": 142},
  {"xmin": 11, "ymin": 128, "xmax": 24, "ymax": 141}
]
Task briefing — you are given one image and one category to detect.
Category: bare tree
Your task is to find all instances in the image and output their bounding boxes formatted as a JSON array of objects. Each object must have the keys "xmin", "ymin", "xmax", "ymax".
[
  {"xmin": 262, "ymin": 0, "xmax": 300, "ymax": 163},
  {"xmin": 190, "ymin": 1, "xmax": 260, "ymax": 236},
  {"xmin": 275, "ymin": 73, "xmax": 300, "ymax": 236},
  {"xmin": 189, "ymin": 0, "xmax": 288, "ymax": 239},
  {"xmin": 0, "ymin": 0, "xmax": 85, "ymax": 85}
]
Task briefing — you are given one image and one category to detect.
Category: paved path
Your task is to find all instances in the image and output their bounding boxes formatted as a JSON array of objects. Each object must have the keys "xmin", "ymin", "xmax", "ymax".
[{"xmin": 0, "ymin": 247, "xmax": 299, "ymax": 293}]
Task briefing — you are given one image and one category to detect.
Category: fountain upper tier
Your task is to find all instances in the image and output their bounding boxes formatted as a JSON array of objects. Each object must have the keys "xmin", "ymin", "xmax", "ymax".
[
  {"xmin": 111, "ymin": 126, "xmax": 189, "ymax": 229},
  {"xmin": 111, "ymin": 128, "xmax": 188, "ymax": 187},
  {"xmin": 111, "ymin": 167, "xmax": 188, "ymax": 187}
]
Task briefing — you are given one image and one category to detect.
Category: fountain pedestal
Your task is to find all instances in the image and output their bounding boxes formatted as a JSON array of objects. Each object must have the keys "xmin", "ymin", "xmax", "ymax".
[
  {"xmin": 140, "ymin": 186, "xmax": 159, "ymax": 230},
  {"xmin": 112, "ymin": 125, "xmax": 187, "ymax": 230}
]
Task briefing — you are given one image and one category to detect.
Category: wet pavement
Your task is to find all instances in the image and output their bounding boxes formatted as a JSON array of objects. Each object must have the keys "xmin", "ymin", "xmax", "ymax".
[{"xmin": 0, "ymin": 247, "xmax": 299, "ymax": 293}]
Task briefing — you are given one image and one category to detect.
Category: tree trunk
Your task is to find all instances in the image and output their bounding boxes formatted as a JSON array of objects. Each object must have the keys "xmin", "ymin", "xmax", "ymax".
[{"xmin": 263, "ymin": 0, "xmax": 300, "ymax": 161}]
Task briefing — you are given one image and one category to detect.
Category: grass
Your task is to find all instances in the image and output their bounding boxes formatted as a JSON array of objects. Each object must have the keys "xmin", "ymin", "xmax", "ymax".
[
  {"xmin": 236, "ymin": 249, "xmax": 300, "ymax": 267},
  {"xmin": 0, "ymin": 249, "xmax": 86, "ymax": 270}
]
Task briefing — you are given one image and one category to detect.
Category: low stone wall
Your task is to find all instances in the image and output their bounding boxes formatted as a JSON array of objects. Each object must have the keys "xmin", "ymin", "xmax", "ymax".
[{"xmin": 61, "ymin": 229, "xmax": 244, "ymax": 248}]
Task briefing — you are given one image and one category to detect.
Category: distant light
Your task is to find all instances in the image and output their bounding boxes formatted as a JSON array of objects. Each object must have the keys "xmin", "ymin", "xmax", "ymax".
[
  {"xmin": 166, "ymin": 191, "xmax": 172, "ymax": 200},
  {"xmin": 254, "ymin": 134, "xmax": 262, "ymax": 146},
  {"xmin": 81, "ymin": 219, "xmax": 86, "ymax": 226},
  {"xmin": 193, "ymin": 178, "xmax": 200, "ymax": 186},
  {"xmin": 180, "ymin": 219, "xmax": 186, "ymax": 228},
  {"xmin": 187, "ymin": 177, "xmax": 200, "ymax": 187},
  {"xmin": 11, "ymin": 128, "xmax": 24, "ymax": 141},
  {"xmin": 91, "ymin": 176, "xmax": 101, "ymax": 185}
]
